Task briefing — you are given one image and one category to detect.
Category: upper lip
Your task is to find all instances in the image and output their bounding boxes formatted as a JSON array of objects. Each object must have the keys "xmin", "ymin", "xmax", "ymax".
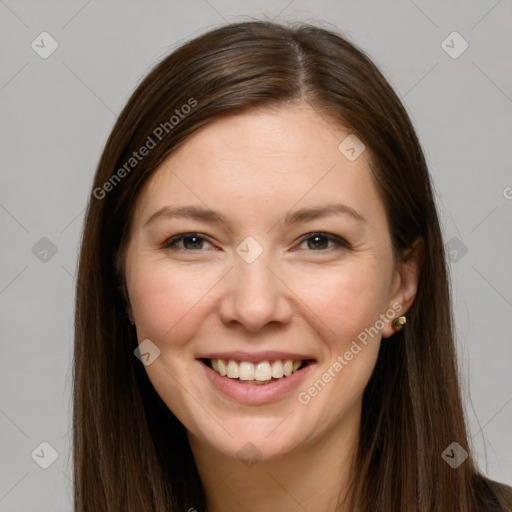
[{"xmin": 196, "ymin": 351, "xmax": 316, "ymax": 363}]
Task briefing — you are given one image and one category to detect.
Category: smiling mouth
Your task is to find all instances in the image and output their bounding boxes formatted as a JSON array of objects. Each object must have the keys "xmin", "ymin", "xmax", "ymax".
[{"xmin": 200, "ymin": 358, "xmax": 315, "ymax": 386}]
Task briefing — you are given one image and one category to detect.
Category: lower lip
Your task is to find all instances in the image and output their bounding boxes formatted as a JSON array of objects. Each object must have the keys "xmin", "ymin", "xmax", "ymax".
[{"xmin": 198, "ymin": 360, "xmax": 316, "ymax": 405}]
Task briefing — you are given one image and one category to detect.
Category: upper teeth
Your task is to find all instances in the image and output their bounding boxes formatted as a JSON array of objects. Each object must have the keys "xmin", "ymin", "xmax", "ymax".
[{"xmin": 211, "ymin": 359, "xmax": 302, "ymax": 381}]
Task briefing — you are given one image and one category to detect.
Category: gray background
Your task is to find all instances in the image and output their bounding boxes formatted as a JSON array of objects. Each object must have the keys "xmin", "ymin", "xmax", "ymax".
[{"xmin": 1, "ymin": 1, "xmax": 511, "ymax": 510}]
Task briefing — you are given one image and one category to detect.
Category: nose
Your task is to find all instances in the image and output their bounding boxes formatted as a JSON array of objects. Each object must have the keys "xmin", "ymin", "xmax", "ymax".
[{"xmin": 218, "ymin": 252, "xmax": 293, "ymax": 333}]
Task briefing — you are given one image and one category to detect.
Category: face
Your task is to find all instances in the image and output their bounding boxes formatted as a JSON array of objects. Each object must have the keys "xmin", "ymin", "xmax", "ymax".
[{"xmin": 124, "ymin": 103, "xmax": 414, "ymax": 462}]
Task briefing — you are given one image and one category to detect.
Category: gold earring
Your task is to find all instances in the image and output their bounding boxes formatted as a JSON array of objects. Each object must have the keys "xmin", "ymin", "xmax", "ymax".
[{"xmin": 392, "ymin": 316, "xmax": 406, "ymax": 331}]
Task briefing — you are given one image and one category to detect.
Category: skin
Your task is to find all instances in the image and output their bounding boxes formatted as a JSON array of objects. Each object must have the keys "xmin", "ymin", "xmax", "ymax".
[{"xmin": 123, "ymin": 102, "xmax": 423, "ymax": 512}]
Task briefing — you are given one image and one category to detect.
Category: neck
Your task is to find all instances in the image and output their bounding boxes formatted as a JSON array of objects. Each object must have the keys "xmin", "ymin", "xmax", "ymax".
[{"xmin": 188, "ymin": 417, "xmax": 359, "ymax": 512}]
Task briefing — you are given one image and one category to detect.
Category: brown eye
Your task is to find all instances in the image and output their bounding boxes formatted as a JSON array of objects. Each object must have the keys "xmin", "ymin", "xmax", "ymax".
[
  {"xmin": 307, "ymin": 234, "xmax": 329, "ymax": 250},
  {"xmin": 162, "ymin": 233, "xmax": 213, "ymax": 251},
  {"xmin": 296, "ymin": 232, "xmax": 349, "ymax": 252}
]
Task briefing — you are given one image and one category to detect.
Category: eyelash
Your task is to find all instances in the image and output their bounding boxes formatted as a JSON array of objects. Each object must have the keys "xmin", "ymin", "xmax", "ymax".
[{"xmin": 161, "ymin": 232, "xmax": 350, "ymax": 253}]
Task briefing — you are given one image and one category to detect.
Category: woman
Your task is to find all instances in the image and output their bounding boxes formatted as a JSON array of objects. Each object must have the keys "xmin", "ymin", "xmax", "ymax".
[{"xmin": 73, "ymin": 21, "xmax": 512, "ymax": 511}]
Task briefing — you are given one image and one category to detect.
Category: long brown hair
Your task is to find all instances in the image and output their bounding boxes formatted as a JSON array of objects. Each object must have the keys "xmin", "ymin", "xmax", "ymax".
[{"xmin": 73, "ymin": 20, "xmax": 512, "ymax": 511}]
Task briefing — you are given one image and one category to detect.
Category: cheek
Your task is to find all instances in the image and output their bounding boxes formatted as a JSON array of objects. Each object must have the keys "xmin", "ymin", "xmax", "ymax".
[
  {"xmin": 289, "ymin": 259, "xmax": 389, "ymax": 344},
  {"xmin": 291, "ymin": 265, "xmax": 387, "ymax": 422},
  {"xmin": 127, "ymin": 258, "xmax": 214, "ymax": 345}
]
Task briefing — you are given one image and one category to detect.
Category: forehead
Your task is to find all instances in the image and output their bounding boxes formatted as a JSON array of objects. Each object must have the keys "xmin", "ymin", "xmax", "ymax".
[{"xmin": 132, "ymin": 104, "xmax": 386, "ymax": 231}]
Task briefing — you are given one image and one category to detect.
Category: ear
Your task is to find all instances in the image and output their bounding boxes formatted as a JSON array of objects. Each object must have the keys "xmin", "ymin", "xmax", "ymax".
[
  {"xmin": 381, "ymin": 237, "xmax": 424, "ymax": 338},
  {"xmin": 118, "ymin": 282, "xmax": 134, "ymax": 322},
  {"xmin": 115, "ymin": 244, "xmax": 134, "ymax": 322}
]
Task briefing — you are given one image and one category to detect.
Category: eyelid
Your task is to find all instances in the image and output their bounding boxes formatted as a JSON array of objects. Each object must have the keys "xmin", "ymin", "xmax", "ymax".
[
  {"xmin": 161, "ymin": 232, "xmax": 214, "ymax": 250},
  {"xmin": 294, "ymin": 232, "xmax": 350, "ymax": 251},
  {"xmin": 162, "ymin": 231, "xmax": 350, "ymax": 252}
]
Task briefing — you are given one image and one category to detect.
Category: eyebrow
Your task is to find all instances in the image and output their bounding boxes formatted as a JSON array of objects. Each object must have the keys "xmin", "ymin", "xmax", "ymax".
[{"xmin": 143, "ymin": 203, "xmax": 366, "ymax": 229}]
